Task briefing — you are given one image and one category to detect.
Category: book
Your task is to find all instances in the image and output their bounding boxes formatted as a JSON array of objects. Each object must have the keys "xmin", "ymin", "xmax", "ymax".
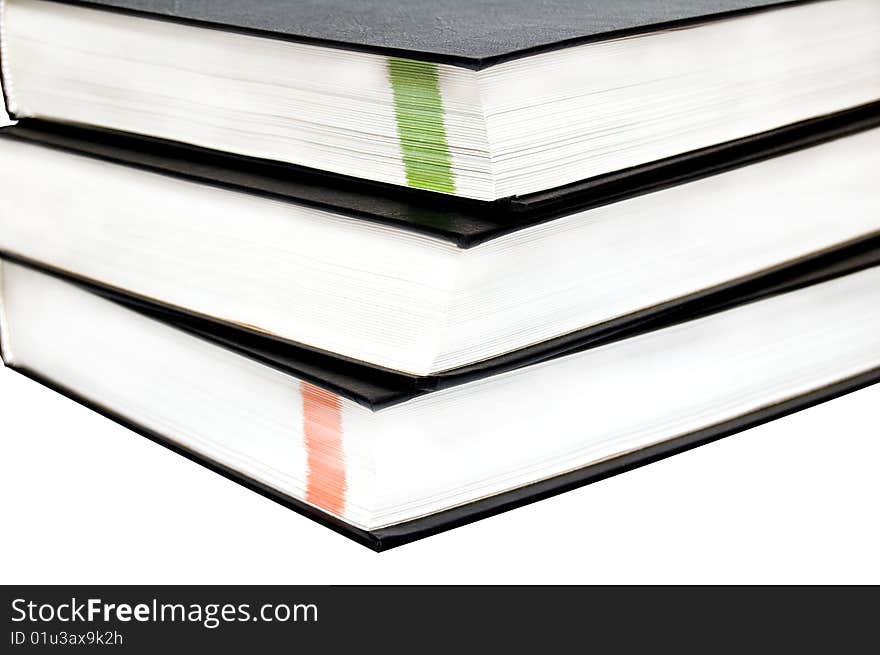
[
  {"xmin": 2, "ymin": 112, "xmax": 880, "ymax": 375},
  {"xmin": 3, "ymin": 251, "xmax": 879, "ymax": 549},
  {"xmin": 2, "ymin": 0, "xmax": 879, "ymax": 201}
]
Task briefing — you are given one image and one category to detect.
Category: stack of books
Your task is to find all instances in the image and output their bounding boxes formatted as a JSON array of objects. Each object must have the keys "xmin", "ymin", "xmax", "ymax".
[{"xmin": 1, "ymin": 0, "xmax": 879, "ymax": 550}]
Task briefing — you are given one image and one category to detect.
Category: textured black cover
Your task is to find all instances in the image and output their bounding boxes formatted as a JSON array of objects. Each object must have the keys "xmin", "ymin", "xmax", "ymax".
[
  {"xmin": 40, "ymin": 0, "xmax": 806, "ymax": 68},
  {"xmin": 5, "ymin": 237, "xmax": 880, "ymax": 411},
  {"xmin": 5, "ymin": 102, "xmax": 880, "ymax": 247}
]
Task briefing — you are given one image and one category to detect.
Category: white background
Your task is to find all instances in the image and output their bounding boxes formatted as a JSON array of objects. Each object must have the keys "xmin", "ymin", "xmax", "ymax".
[
  {"xmin": 1, "ymin": 101, "xmax": 878, "ymax": 586},
  {"xmin": 1, "ymin": 365, "xmax": 878, "ymax": 584}
]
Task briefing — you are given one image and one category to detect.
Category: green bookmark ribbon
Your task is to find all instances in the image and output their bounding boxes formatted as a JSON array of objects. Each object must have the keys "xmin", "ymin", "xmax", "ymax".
[{"xmin": 387, "ymin": 58, "xmax": 456, "ymax": 194}]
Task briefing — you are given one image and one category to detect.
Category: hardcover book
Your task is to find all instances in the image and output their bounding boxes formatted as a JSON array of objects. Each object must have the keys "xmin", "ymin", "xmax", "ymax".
[
  {"xmin": 2, "ymin": 113, "xmax": 880, "ymax": 376},
  {"xmin": 3, "ymin": 0, "xmax": 879, "ymax": 553},
  {"xmin": 2, "ymin": 0, "xmax": 879, "ymax": 200},
  {"xmin": 2, "ymin": 251, "xmax": 879, "ymax": 549}
]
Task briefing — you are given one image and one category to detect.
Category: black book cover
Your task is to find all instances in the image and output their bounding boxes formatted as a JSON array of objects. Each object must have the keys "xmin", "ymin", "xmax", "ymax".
[
  {"xmin": 31, "ymin": 0, "xmax": 805, "ymax": 68},
  {"xmin": 5, "ymin": 102, "xmax": 880, "ymax": 247},
  {"xmin": 4, "ymin": 236, "xmax": 880, "ymax": 411}
]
